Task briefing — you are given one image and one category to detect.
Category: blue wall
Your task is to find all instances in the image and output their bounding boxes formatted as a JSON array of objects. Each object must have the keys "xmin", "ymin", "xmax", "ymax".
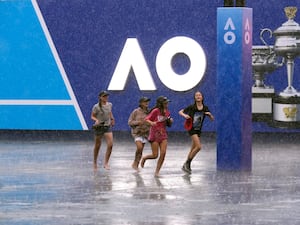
[{"xmin": 0, "ymin": 0, "xmax": 300, "ymax": 132}]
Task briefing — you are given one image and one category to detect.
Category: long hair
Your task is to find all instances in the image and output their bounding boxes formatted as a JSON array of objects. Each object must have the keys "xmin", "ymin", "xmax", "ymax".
[
  {"xmin": 98, "ymin": 97, "xmax": 104, "ymax": 112},
  {"xmin": 156, "ymin": 101, "xmax": 165, "ymax": 116},
  {"xmin": 149, "ymin": 96, "xmax": 166, "ymax": 116},
  {"xmin": 193, "ymin": 91, "xmax": 204, "ymax": 108}
]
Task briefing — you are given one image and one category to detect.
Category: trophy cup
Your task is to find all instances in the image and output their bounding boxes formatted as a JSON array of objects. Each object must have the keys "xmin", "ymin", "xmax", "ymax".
[
  {"xmin": 252, "ymin": 42, "xmax": 283, "ymax": 121},
  {"xmin": 272, "ymin": 7, "xmax": 300, "ymax": 97},
  {"xmin": 262, "ymin": 7, "xmax": 300, "ymax": 128}
]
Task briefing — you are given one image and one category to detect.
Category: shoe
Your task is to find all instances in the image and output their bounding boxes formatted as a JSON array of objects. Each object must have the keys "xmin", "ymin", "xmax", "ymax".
[{"xmin": 182, "ymin": 163, "xmax": 191, "ymax": 174}]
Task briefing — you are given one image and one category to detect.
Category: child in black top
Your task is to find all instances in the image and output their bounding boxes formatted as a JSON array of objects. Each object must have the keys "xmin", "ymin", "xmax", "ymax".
[{"xmin": 178, "ymin": 91, "xmax": 214, "ymax": 173}]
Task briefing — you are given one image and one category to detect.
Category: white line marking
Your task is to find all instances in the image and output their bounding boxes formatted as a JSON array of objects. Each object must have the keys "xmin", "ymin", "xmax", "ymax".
[
  {"xmin": 0, "ymin": 100, "xmax": 74, "ymax": 105},
  {"xmin": 31, "ymin": 0, "xmax": 88, "ymax": 129}
]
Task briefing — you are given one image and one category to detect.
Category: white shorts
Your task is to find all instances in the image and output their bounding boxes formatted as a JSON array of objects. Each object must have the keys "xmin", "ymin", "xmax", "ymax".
[{"xmin": 134, "ymin": 136, "xmax": 148, "ymax": 144}]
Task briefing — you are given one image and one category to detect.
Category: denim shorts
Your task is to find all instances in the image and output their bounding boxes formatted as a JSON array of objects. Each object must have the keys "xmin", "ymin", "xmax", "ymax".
[{"xmin": 93, "ymin": 125, "xmax": 112, "ymax": 136}]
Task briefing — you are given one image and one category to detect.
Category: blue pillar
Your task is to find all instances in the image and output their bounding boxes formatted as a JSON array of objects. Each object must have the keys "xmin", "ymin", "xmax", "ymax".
[{"xmin": 216, "ymin": 7, "xmax": 252, "ymax": 170}]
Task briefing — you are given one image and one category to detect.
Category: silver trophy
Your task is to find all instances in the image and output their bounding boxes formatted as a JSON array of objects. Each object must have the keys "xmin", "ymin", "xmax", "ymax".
[
  {"xmin": 266, "ymin": 6, "xmax": 300, "ymax": 97},
  {"xmin": 253, "ymin": 28, "xmax": 284, "ymax": 90},
  {"xmin": 261, "ymin": 7, "xmax": 300, "ymax": 127},
  {"xmin": 252, "ymin": 45, "xmax": 282, "ymax": 89},
  {"xmin": 252, "ymin": 30, "xmax": 283, "ymax": 122}
]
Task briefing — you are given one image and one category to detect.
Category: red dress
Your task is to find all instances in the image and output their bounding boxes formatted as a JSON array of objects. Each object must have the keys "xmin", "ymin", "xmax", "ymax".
[{"xmin": 145, "ymin": 108, "xmax": 170, "ymax": 143}]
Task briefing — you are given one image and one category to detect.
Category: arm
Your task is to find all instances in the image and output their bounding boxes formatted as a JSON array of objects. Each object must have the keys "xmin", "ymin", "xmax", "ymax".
[
  {"xmin": 205, "ymin": 112, "xmax": 214, "ymax": 121},
  {"xmin": 91, "ymin": 108, "xmax": 99, "ymax": 125},
  {"xmin": 178, "ymin": 109, "xmax": 190, "ymax": 119},
  {"xmin": 128, "ymin": 110, "xmax": 139, "ymax": 127},
  {"xmin": 145, "ymin": 119, "xmax": 156, "ymax": 126},
  {"xmin": 166, "ymin": 111, "xmax": 173, "ymax": 127},
  {"xmin": 204, "ymin": 107, "xmax": 214, "ymax": 121},
  {"xmin": 145, "ymin": 109, "xmax": 157, "ymax": 126},
  {"xmin": 110, "ymin": 111, "xmax": 115, "ymax": 126}
]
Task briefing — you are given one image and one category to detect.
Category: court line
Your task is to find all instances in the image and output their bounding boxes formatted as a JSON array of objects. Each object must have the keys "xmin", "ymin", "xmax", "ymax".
[{"xmin": 31, "ymin": 0, "xmax": 88, "ymax": 130}]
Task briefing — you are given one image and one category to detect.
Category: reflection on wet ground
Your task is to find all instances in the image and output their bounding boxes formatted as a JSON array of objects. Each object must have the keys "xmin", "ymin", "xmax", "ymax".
[{"xmin": 0, "ymin": 132, "xmax": 299, "ymax": 225}]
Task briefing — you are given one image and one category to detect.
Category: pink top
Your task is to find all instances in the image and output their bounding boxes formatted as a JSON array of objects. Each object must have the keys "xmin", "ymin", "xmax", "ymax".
[{"xmin": 145, "ymin": 108, "xmax": 170, "ymax": 143}]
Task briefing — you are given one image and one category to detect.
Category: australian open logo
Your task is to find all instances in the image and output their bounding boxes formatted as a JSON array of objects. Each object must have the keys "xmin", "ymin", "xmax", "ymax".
[{"xmin": 108, "ymin": 36, "xmax": 207, "ymax": 92}]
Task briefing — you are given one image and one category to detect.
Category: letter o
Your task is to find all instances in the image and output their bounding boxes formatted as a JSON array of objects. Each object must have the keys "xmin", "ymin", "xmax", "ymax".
[
  {"xmin": 224, "ymin": 31, "xmax": 236, "ymax": 44},
  {"xmin": 244, "ymin": 31, "xmax": 250, "ymax": 44},
  {"xmin": 156, "ymin": 36, "xmax": 207, "ymax": 91}
]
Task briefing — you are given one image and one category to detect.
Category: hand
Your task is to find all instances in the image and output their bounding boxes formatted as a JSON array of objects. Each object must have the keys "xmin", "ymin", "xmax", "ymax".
[
  {"xmin": 111, "ymin": 119, "xmax": 115, "ymax": 126},
  {"xmin": 139, "ymin": 120, "xmax": 146, "ymax": 125},
  {"xmin": 166, "ymin": 117, "xmax": 173, "ymax": 127},
  {"xmin": 150, "ymin": 121, "xmax": 156, "ymax": 126},
  {"xmin": 184, "ymin": 114, "xmax": 190, "ymax": 120},
  {"xmin": 168, "ymin": 117, "xmax": 174, "ymax": 123}
]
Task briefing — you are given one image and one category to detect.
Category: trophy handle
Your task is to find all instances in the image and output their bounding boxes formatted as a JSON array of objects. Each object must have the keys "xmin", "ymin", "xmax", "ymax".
[
  {"xmin": 260, "ymin": 28, "xmax": 273, "ymax": 52},
  {"xmin": 279, "ymin": 57, "xmax": 286, "ymax": 67}
]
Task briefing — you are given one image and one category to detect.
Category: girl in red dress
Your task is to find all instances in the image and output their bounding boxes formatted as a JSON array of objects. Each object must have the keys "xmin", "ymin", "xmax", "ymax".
[{"xmin": 141, "ymin": 96, "xmax": 173, "ymax": 177}]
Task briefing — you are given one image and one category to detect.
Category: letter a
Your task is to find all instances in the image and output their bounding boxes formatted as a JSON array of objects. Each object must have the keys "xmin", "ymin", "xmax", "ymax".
[
  {"xmin": 108, "ymin": 38, "xmax": 156, "ymax": 91},
  {"xmin": 224, "ymin": 18, "xmax": 235, "ymax": 30}
]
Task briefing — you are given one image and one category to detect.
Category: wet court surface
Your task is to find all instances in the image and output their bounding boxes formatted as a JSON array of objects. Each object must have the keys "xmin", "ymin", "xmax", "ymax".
[{"xmin": 0, "ymin": 131, "xmax": 299, "ymax": 225}]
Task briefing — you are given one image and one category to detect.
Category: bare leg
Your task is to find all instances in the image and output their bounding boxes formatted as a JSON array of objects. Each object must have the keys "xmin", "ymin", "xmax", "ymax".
[
  {"xmin": 132, "ymin": 141, "xmax": 144, "ymax": 171},
  {"xmin": 188, "ymin": 135, "xmax": 201, "ymax": 160},
  {"xmin": 103, "ymin": 132, "xmax": 113, "ymax": 170},
  {"xmin": 155, "ymin": 140, "xmax": 167, "ymax": 177},
  {"xmin": 185, "ymin": 135, "xmax": 201, "ymax": 170},
  {"xmin": 93, "ymin": 135, "xmax": 102, "ymax": 169},
  {"xmin": 141, "ymin": 142, "xmax": 159, "ymax": 168}
]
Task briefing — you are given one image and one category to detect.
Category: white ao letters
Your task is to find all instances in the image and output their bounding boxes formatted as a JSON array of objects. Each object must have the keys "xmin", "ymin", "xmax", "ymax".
[
  {"xmin": 108, "ymin": 36, "xmax": 207, "ymax": 91},
  {"xmin": 223, "ymin": 17, "xmax": 251, "ymax": 45},
  {"xmin": 244, "ymin": 18, "xmax": 251, "ymax": 44},
  {"xmin": 224, "ymin": 18, "xmax": 236, "ymax": 44}
]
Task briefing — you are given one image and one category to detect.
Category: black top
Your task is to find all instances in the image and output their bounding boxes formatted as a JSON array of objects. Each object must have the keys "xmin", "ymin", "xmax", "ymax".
[{"xmin": 183, "ymin": 104, "xmax": 210, "ymax": 132}]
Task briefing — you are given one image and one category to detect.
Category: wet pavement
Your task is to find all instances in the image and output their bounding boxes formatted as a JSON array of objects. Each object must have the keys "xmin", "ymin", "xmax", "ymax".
[{"xmin": 0, "ymin": 131, "xmax": 300, "ymax": 225}]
